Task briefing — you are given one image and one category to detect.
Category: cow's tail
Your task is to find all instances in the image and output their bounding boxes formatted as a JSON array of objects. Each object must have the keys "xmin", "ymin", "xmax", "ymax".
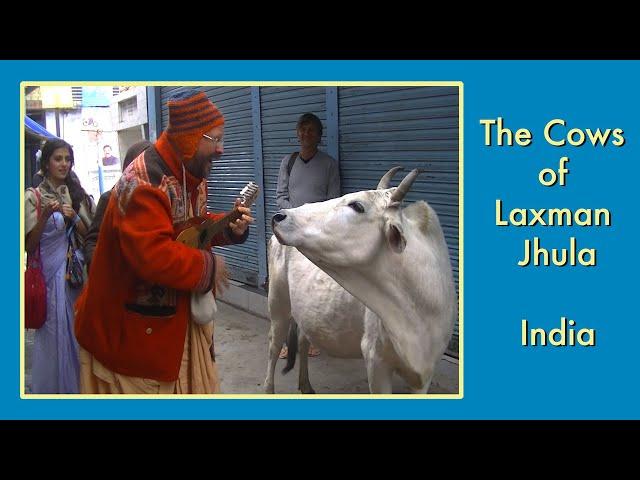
[{"xmin": 281, "ymin": 321, "xmax": 298, "ymax": 374}]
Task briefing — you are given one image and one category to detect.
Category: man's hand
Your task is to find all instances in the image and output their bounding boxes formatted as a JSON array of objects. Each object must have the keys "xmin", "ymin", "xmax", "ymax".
[
  {"xmin": 214, "ymin": 254, "xmax": 230, "ymax": 295},
  {"xmin": 229, "ymin": 198, "xmax": 254, "ymax": 236}
]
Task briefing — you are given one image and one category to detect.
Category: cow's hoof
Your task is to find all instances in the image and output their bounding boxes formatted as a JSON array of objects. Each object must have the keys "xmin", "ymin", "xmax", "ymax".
[{"xmin": 300, "ymin": 386, "xmax": 316, "ymax": 394}]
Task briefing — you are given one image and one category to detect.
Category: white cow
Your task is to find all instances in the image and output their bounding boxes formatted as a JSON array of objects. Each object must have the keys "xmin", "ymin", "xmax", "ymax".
[
  {"xmin": 263, "ymin": 170, "xmax": 407, "ymax": 394},
  {"xmin": 267, "ymin": 168, "xmax": 457, "ymax": 394}
]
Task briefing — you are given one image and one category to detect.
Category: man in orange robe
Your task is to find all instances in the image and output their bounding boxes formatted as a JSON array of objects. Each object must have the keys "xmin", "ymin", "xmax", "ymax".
[{"xmin": 75, "ymin": 89, "xmax": 253, "ymax": 394}]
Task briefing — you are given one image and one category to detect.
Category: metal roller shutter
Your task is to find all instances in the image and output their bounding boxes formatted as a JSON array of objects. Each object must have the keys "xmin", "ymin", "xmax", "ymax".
[{"xmin": 258, "ymin": 86, "xmax": 327, "ymax": 240}]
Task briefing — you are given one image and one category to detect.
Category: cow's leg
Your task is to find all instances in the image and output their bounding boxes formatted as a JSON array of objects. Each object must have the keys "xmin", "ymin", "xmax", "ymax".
[
  {"xmin": 362, "ymin": 309, "xmax": 393, "ymax": 394},
  {"xmin": 410, "ymin": 383, "xmax": 430, "ymax": 394},
  {"xmin": 264, "ymin": 237, "xmax": 296, "ymax": 394},
  {"xmin": 263, "ymin": 285, "xmax": 292, "ymax": 394},
  {"xmin": 410, "ymin": 369, "xmax": 434, "ymax": 394},
  {"xmin": 297, "ymin": 334, "xmax": 315, "ymax": 394},
  {"xmin": 263, "ymin": 314, "xmax": 290, "ymax": 394},
  {"xmin": 363, "ymin": 351, "xmax": 393, "ymax": 394}
]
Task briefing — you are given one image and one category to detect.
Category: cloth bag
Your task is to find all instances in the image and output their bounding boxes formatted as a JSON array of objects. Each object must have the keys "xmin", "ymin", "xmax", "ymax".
[
  {"xmin": 191, "ymin": 290, "xmax": 217, "ymax": 325},
  {"xmin": 25, "ymin": 188, "xmax": 47, "ymax": 329}
]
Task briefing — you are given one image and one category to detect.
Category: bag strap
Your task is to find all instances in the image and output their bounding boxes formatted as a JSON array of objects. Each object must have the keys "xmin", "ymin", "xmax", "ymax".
[
  {"xmin": 27, "ymin": 187, "xmax": 42, "ymax": 219},
  {"xmin": 27, "ymin": 188, "xmax": 42, "ymax": 264},
  {"xmin": 66, "ymin": 221, "xmax": 81, "ymax": 255},
  {"xmin": 33, "ymin": 188, "xmax": 41, "ymax": 219},
  {"xmin": 286, "ymin": 151, "xmax": 299, "ymax": 177},
  {"xmin": 66, "ymin": 223, "xmax": 76, "ymax": 240}
]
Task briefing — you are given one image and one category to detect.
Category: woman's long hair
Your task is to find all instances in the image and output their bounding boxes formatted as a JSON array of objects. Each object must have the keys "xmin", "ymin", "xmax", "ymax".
[{"xmin": 41, "ymin": 139, "xmax": 92, "ymax": 214}]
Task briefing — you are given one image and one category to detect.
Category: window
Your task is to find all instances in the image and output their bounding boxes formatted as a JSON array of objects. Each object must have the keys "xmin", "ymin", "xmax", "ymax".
[
  {"xmin": 119, "ymin": 96, "xmax": 137, "ymax": 123},
  {"xmin": 72, "ymin": 86, "xmax": 83, "ymax": 108}
]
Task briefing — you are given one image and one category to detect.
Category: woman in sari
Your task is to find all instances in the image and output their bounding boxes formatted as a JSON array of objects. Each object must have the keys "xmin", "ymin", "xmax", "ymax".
[{"xmin": 25, "ymin": 139, "xmax": 94, "ymax": 394}]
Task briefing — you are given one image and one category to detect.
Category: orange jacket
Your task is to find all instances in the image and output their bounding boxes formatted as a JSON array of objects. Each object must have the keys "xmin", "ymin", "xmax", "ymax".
[{"xmin": 75, "ymin": 134, "xmax": 247, "ymax": 381}]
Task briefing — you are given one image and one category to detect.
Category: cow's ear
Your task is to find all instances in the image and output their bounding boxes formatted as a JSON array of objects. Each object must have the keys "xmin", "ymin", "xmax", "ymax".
[{"xmin": 385, "ymin": 220, "xmax": 406, "ymax": 253}]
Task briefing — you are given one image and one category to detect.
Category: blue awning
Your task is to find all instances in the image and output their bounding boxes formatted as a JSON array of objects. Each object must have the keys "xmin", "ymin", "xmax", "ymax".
[{"xmin": 25, "ymin": 116, "xmax": 59, "ymax": 139}]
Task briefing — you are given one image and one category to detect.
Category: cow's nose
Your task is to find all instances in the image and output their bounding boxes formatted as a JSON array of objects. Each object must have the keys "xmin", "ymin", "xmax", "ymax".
[{"xmin": 272, "ymin": 212, "xmax": 287, "ymax": 227}]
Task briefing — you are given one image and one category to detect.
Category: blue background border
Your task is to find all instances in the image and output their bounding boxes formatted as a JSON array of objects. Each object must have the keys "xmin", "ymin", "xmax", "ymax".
[{"xmin": 6, "ymin": 60, "xmax": 639, "ymax": 419}]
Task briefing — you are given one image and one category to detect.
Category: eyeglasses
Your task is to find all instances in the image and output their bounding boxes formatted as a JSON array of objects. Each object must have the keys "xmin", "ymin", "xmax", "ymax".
[{"xmin": 202, "ymin": 134, "xmax": 224, "ymax": 147}]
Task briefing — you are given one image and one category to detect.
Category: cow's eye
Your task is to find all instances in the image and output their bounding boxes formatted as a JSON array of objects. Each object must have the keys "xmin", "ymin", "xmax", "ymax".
[{"xmin": 348, "ymin": 201, "xmax": 365, "ymax": 213}]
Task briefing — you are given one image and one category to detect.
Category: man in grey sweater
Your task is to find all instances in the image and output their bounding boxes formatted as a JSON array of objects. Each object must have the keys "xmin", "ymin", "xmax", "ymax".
[
  {"xmin": 275, "ymin": 113, "xmax": 341, "ymax": 358},
  {"xmin": 276, "ymin": 113, "xmax": 340, "ymax": 209}
]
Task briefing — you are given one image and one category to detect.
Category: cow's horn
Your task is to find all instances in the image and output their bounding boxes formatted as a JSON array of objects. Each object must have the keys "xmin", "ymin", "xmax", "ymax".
[
  {"xmin": 390, "ymin": 169, "xmax": 422, "ymax": 203},
  {"xmin": 377, "ymin": 166, "xmax": 404, "ymax": 189}
]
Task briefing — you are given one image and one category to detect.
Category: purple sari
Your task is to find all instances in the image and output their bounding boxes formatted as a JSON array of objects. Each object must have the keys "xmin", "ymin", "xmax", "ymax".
[{"xmin": 31, "ymin": 211, "xmax": 82, "ymax": 394}]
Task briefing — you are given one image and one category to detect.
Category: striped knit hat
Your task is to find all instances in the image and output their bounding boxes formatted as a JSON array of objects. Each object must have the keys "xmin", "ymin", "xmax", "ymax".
[{"xmin": 166, "ymin": 89, "xmax": 224, "ymax": 160}]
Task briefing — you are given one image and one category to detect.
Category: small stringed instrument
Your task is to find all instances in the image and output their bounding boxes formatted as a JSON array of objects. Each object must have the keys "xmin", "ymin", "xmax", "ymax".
[{"xmin": 174, "ymin": 182, "xmax": 260, "ymax": 249}]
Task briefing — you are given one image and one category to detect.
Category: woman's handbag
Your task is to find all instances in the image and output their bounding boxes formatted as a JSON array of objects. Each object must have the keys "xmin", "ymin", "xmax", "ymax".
[
  {"xmin": 25, "ymin": 189, "xmax": 47, "ymax": 329},
  {"xmin": 66, "ymin": 225, "xmax": 84, "ymax": 289}
]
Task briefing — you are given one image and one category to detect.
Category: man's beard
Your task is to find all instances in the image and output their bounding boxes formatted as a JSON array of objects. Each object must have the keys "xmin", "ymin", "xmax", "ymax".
[{"xmin": 190, "ymin": 153, "xmax": 218, "ymax": 179}]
